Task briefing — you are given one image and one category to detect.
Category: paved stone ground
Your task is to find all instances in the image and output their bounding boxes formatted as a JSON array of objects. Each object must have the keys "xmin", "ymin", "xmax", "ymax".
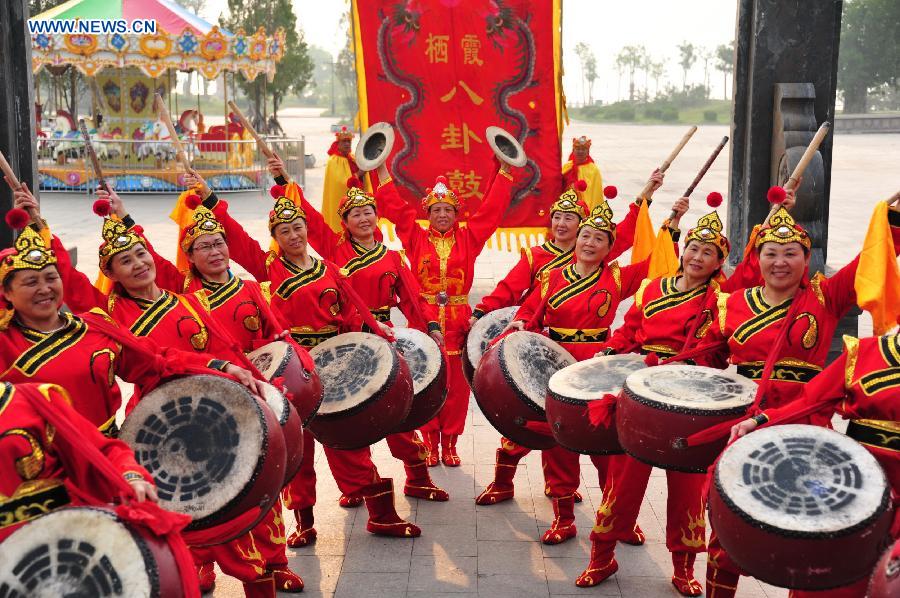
[{"xmin": 37, "ymin": 110, "xmax": 899, "ymax": 596}]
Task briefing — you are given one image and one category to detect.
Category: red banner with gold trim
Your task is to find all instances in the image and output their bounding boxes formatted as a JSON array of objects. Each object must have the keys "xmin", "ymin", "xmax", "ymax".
[{"xmin": 351, "ymin": 0, "xmax": 563, "ymax": 230}]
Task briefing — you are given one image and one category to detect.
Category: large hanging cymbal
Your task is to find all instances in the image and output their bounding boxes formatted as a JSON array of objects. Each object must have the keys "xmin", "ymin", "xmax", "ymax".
[
  {"xmin": 485, "ymin": 126, "xmax": 527, "ymax": 168},
  {"xmin": 355, "ymin": 122, "xmax": 395, "ymax": 171}
]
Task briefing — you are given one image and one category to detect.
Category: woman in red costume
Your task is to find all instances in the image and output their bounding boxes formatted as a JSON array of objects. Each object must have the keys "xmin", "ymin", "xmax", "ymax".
[
  {"xmin": 730, "ymin": 331, "xmax": 899, "ymax": 598},
  {"xmin": 371, "ymin": 157, "xmax": 513, "ymax": 466},
  {"xmin": 691, "ymin": 194, "xmax": 900, "ymax": 598},
  {"xmin": 500, "ymin": 191, "xmax": 688, "ymax": 547},
  {"xmin": 473, "ymin": 172, "xmax": 664, "ymax": 507}
]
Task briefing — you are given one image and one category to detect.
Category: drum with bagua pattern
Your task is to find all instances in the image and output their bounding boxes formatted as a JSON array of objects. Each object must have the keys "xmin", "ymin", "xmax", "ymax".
[
  {"xmin": 0, "ymin": 506, "xmax": 182, "ymax": 597},
  {"xmin": 259, "ymin": 381, "xmax": 304, "ymax": 485},
  {"xmin": 710, "ymin": 424, "xmax": 893, "ymax": 590},
  {"xmin": 307, "ymin": 332, "xmax": 413, "ymax": 450},
  {"xmin": 119, "ymin": 375, "xmax": 287, "ymax": 545},
  {"xmin": 617, "ymin": 364, "xmax": 755, "ymax": 472},
  {"xmin": 247, "ymin": 340, "xmax": 323, "ymax": 426},
  {"xmin": 391, "ymin": 327, "xmax": 447, "ymax": 433},
  {"xmin": 463, "ymin": 306, "xmax": 519, "ymax": 383},
  {"xmin": 546, "ymin": 354, "xmax": 646, "ymax": 455},
  {"xmin": 473, "ymin": 331, "xmax": 575, "ymax": 450}
]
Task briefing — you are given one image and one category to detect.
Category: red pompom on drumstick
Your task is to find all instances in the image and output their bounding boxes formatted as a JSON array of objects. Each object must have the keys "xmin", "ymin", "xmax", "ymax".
[
  {"xmin": 706, "ymin": 191, "xmax": 723, "ymax": 208},
  {"xmin": 603, "ymin": 185, "xmax": 618, "ymax": 199},
  {"xmin": 346, "ymin": 176, "xmax": 363, "ymax": 189},
  {"xmin": 270, "ymin": 184, "xmax": 286, "ymax": 199},
  {"xmin": 4, "ymin": 208, "xmax": 30, "ymax": 229},
  {"xmin": 574, "ymin": 179, "xmax": 587, "ymax": 192},
  {"xmin": 643, "ymin": 352, "xmax": 660, "ymax": 367},
  {"xmin": 92, "ymin": 199, "xmax": 111, "ymax": 217},
  {"xmin": 435, "ymin": 175, "xmax": 448, "ymax": 185},
  {"xmin": 767, "ymin": 186, "xmax": 786, "ymax": 204},
  {"xmin": 184, "ymin": 194, "xmax": 202, "ymax": 210}
]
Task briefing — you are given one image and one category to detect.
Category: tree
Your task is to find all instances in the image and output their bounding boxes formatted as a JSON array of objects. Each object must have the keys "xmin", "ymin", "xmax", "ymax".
[
  {"xmin": 574, "ymin": 42, "xmax": 596, "ymax": 105},
  {"xmin": 616, "ymin": 45, "xmax": 647, "ymax": 102},
  {"xmin": 179, "ymin": 0, "xmax": 207, "ymax": 15},
  {"xmin": 335, "ymin": 11, "xmax": 358, "ymax": 118},
  {"xmin": 648, "ymin": 59, "xmax": 666, "ymax": 99},
  {"xmin": 677, "ymin": 41, "xmax": 696, "ymax": 91},
  {"xmin": 699, "ymin": 47, "xmax": 713, "ymax": 99},
  {"xmin": 715, "ymin": 42, "xmax": 735, "ymax": 100},
  {"xmin": 838, "ymin": 0, "xmax": 900, "ymax": 113},
  {"xmin": 220, "ymin": 0, "xmax": 313, "ymax": 131}
]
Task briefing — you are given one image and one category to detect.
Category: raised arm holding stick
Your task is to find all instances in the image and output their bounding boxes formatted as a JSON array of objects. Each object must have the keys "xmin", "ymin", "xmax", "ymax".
[
  {"xmin": 228, "ymin": 100, "xmax": 275, "ymax": 159},
  {"xmin": 638, "ymin": 125, "xmax": 697, "ymax": 205},
  {"xmin": 0, "ymin": 150, "xmax": 44, "ymax": 231},
  {"xmin": 153, "ymin": 93, "xmax": 191, "ymax": 171}
]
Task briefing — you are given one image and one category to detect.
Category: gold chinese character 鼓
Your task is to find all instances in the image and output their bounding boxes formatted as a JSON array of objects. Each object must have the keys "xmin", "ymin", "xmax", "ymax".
[
  {"xmin": 440, "ymin": 122, "xmax": 483, "ymax": 155},
  {"xmin": 425, "ymin": 33, "xmax": 449, "ymax": 64},
  {"xmin": 447, "ymin": 169, "xmax": 484, "ymax": 199},
  {"xmin": 461, "ymin": 34, "xmax": 483, "ymax": 66}
]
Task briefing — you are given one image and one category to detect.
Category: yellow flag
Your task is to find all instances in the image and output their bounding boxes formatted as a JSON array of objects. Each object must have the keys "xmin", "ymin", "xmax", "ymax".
[
  {"xmin": 855, "ymin": 201, "xmax": 900, "ymax": 335},
  {"xmin": 168, "ymin": 189, "xmax": 199, "ymax": 272},
  {"xmin": 322, "ymin": 154, "xmax": 354, "ymax": 234},
  {"xmin": 93, "ymin": 215, "xmax": 119, "ymax": 293},
  {"xmin": 630, "ymin": 200, "xmax": 656, "ymax": 264},
  {"xmin": 647, "ymin": 226, "xmax": 681, "ymax": 279}
]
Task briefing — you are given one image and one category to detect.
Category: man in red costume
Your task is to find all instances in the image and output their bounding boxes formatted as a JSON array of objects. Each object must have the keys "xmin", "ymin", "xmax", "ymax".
[
  {"xmin": 372, "ymin": 158, "xmax": 514, "ymax": 466},
  {"xmin": 322, "ymin": 126, "xmax": 363, "ymax": 233}
]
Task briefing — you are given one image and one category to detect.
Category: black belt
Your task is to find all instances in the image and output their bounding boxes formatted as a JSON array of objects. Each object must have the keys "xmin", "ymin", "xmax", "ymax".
[
  {"xmin": 0, "ymin": 482, "xmax": 70, "ymax": 530},
  {"xmin": 640, "ymin": 346, "xmax": 695, "ymax": 365},
  {"xmin": 847, "ymin": 420, "xmax": 900, "ymax": 452},
  {"xmin": 291, "ymin": 329, "xmax": 338, "ymax": 348},
  {"xmin": 548, "ymin": 328, "xmax": 609, "ymax": 343},
  {"xmin": 736, "ymin": 362, "xmax": 821, "ymax": 384},
  {"xmin": 370, "ymin": 308, "xmax": 391, "ymax": 323}
]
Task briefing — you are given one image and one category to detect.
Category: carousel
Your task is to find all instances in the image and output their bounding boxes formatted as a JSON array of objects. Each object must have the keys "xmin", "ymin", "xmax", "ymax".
[{"xmin": 30, "ymin": 0, "xmax": 287, "ymax": 192}]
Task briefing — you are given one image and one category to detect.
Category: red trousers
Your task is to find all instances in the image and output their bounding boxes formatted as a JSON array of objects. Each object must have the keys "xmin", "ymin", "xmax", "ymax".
[
  {"xmin": 283, "ymin": 430, "xmax": 380, "ymax": 505},
  {"xmin": 190, "ymin": 531, "xmax": 267, "ymax": 583},
  {"xmin": 592, "ymin": 455, "xmax": 706, "ymax": 552},
  {"xmin": 421, "ymin": 354, "xmax": 470, "ymax": 435},
  {"xmin": 542, "ymin": 445, "xmax": 614, "ymax": 496}
]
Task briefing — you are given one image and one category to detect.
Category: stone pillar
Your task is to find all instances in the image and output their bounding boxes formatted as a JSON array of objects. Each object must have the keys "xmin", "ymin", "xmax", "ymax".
[
  {"xmin": 728, "ymin": 0, "xmax": 842, "ymax": 274},
  {"xmin": 0, "ymin": 0, "xmax": 38, "ymax": 249}
]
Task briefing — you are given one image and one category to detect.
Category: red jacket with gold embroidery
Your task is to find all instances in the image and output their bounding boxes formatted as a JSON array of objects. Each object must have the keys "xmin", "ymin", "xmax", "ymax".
[
  {"xmin": 0, "ymin": 310, "xmax": 217, "ymax": 430},
  {"xmin": 473, "ymin": 202, "xmax": 645, "ymax": 318},
  {"xmin": 514, "ymin": 259, "xmax": 650, "ymax": 360},
  {"xmin": 374, "ymin": 172, "xmax": 514, "ymax": 352},
  {"xmin": 0, "ymin": 382, "xmax": 151, "ymax": 540}
]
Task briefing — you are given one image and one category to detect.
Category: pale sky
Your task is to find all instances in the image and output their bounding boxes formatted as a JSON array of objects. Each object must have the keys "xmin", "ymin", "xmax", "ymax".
[{"xmin": 201, "ymin": 0, "xmax": 739, "ymax": 104}]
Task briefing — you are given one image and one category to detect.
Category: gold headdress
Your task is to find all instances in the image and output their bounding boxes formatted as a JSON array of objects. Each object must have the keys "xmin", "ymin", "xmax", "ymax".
[
  {"xmin": 579, "ymin": 200, "xmax": 616, "ymax": 239},
  {"xmin": 338, "ymin": 176, "xmax": 376, "ymax": 219},
  {"xmin": 180, "ymin": 205, "xmax": 225, "ymax": 253},
  {"xmin": 98, "ymin": 218, "xmax": 142, "ymax": 270},
  {"xmin": 268, "ymin": 184, "xmax": 306, "ymax": 231},
  {"xmin": 551, "ymin": 180, "xmax": 589, "ymax": 219},
  {"xmin": 755, "ymin": 206, "xmax": 811, "ymax": 250},
  {"xmin": 685, "ymin": 192, "xmax": 730, "ymax": 257},
  {"xmin": 335, "ymin": 126, "xmax": 354, "ymax": 142},
  {"xmin": 422, "ymin": 176, "xmax": 460, "ymax": 210},
  {"xmin": 0, "ymin": 226, "xmax": 57, "ymax": 283},
  {"xmin": 572, "ymin": 136, "xmax": 591, "ymax": 150}
]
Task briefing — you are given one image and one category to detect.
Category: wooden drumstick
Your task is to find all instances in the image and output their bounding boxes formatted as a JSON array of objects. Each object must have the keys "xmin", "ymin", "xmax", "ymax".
[
  {"xmin": 154, "ymin": 93, "xmax": 190, "ymax": 171},
  {"xmin": 78, "ymin": 119, "xmax": 109, "ymax": 193},
  {"xmin": 671, "ymin": 135, "xmax": 730, "ymax": 220},
  {"xmin": 0, "ymin": 150, "xmax": 44, "ymax": 231},
  {"xmin": 767, "ymin": 121, "xmax": 831, "ymax": 217},
  {"xmin": 228, "ymin": 100, "xmax": 274, "ymax": 158},
  {"xmin": 638, "ymin": 125, "xmax": 697, "ymax": 200}
]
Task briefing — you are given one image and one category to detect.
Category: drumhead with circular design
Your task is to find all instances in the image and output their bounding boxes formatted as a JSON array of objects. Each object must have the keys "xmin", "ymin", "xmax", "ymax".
[
  {"xmin": 259, "ymin": 381, "xmax": 290, "ymax": 426},
  {"xmin": 549, "ymin": 354, "xmax": 646, "ymax": 402},
  {"xmin": 309, "ymin": 332, "xmax": 397, "ymax": 416},
  {"xmin": 0, "ymin": 507, "xmax": 158, "ymax": 597},
  {"xmin": 392, "ymin": 327, "xmax": 442, "ymax": 395},
  {"xmin": 625, "ymin": 364, "xmax": 755, "ymax": 414},
  {"xmin": 247, "ymin": 341, "xmax": 291, "ymax": 379},
  {"xmin": 466, "ymin": 306, "xmax": 518, "ymax": 369},
  {"xmin": 499, "ymin": 331, "xmax": 575, "ymax": 411},
  {"xmin": 119, "ymin": 375, "xmax": 265, "ymax": 524},
  {"xmin": 716, "ymin": 424, "xmax": 889, "ymax": 536}
]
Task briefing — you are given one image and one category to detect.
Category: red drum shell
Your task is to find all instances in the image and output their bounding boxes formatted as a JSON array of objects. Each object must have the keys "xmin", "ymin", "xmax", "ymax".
[
  {"xmin": 0, "ymin": 506, "xmax": 184, "ymax": 597},
  {"xmin": 710, "ymin": 425, "xmax": 893, "ymax": 590},
  {"xmin": 248, "ymin": 341, "xmax": 324, "ymax": 426},
  {"xmin": 120, "ymin": 375, "xmax": 287, "ymax": 545},
  {"xmin": 868, "ymin": 539, "xmax": 900, "ymax": 598},
  {"xmin": 545, "ymin": 391, "xmax": 622, "ymax": 455},
  {"xmin": 463, "ymin": 306, "xmax": 519, "ymax": 384},
  {"xmin": 392, "ymin": 327, "xmax": 447, "ymax": 433},
  {"xmin": 260, "ymin": 382, "xmax": 304, "ymax": 485},
  {"xmin": 616, "ymin": 365, "xmax": 754, "ymax": 473},
  {"xmin": 472, "ymin": 332, "xmax": 574, "ymax": 450},
  {"xmin": 307, "ymin": 333, "xmax": 414, "ymax": 450}
]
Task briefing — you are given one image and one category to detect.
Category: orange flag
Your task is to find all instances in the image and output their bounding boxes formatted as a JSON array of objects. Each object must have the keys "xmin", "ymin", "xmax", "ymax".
[
  {"xmin": 630, "ymin": 200, "xmax": 656, "ymax": 264},
  {"xmin": 855, "ymin": 201, "xmax": 900, "ymax": 335},
  {"xmin": 647, "ymin": 226, "xmax": 681, "ymax": 279},
  {"xmin": 168, "ymin": 189, "xmax": 198, "ymax": 272}
]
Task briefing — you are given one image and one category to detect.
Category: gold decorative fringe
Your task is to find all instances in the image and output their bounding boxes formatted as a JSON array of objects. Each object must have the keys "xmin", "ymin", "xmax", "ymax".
[{"xmin": 376, "ymin": 219, "xmax": 547, "ymax": 254}]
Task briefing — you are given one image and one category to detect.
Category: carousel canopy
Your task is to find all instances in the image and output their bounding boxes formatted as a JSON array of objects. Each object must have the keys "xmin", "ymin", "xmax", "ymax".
[{"xmin": 31, "ymin": 0, "xmax": 284, "ymax": 81}]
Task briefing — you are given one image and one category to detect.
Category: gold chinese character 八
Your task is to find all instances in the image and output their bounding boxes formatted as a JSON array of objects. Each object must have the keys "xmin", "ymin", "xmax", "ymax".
[
  {"xmin": 440, "ymin": 81, "xmax": 484, "ymax": 106},
  {"xmin": 461, "ymin": 34, "xmax": 483, "ymax": 66},
  {"xmin": 440, "ymin": 123, "xmax": 483, "ymax": 155},
  {"xmin": 425, "ymin": 33, "xmax": 449, "ymax": 64},
  {"xmin": 447, "ymin": 169, "xmax": 484, "ymax": 200}
]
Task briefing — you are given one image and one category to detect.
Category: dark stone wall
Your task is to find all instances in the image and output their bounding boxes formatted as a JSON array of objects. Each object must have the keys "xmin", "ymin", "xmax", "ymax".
[
  {"xmin": 728, "ymin": 0, "xmax": 842, "ymax": 273},
  {"xmin": 0, "ymin": 0, "xmax": 38, "ymax": 249}
]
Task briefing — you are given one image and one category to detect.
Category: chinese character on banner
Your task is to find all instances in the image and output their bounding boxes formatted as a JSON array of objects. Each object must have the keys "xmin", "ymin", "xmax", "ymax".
[
  {"xmin": 461, "ymin": 34, "xmax": 483, "ymax": 66},
  {"xmin": 425, "ymin": 33, "xmax": 449, "ymax": 63},
  {"xmin": 441, "ymin": 122, "xmax": 484, "ymax": 155},
  {"xmin": 440, "ymin": 81, "xmax": 484, "ymax": 105},
  {"xmin": 447, "ymin": 169, "xmax": 484, "ymax": 200}
]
